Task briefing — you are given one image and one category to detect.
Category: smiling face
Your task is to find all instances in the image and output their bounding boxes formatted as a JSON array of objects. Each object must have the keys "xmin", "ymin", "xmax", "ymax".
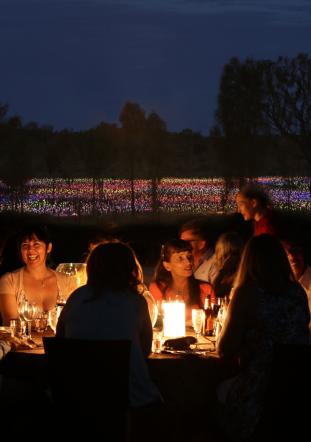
[
  {"xmin": 283, "ymin": 243, "xmax": 305, "ymax": 280},
  {"xmin": 236, "ymin": 193, "xmax": 258, "ymax": 221},
  {"xmin": 20, "ymin": 234, "xmax": 52, "ymax": 267},
  {"xmin": 163, "ymin": 250, "xmax": 193, "ymax": 279}
]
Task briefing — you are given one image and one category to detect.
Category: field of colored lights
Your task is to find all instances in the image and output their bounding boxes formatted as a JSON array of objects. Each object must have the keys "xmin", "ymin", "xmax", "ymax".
[{"xmin": 0, "ymin": 177, "xmax": 310, "ymax": 216}]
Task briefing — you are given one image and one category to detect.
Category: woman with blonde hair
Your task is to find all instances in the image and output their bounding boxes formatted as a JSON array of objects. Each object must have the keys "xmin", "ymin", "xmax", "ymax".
[{"xmin": 212, "ymin": 232, "xmax": 244, "ymax": 301}]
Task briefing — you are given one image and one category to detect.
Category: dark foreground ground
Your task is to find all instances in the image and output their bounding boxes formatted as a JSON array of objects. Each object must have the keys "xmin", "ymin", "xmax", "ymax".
[{"xmin": 1, "ymin": 210, "xmax": 311, "ymax": 271}]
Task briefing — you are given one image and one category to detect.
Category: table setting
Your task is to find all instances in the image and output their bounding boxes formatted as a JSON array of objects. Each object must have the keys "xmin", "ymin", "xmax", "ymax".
[{"xmin": 151, "ymin": 301, "xmax": 218, "ymax": 359}]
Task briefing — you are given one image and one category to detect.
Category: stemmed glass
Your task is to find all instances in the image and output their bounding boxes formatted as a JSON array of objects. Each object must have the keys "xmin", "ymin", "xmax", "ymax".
[
  {"xmin": 56, "ymin": 263, "xmax": 87, "ymax": 292},
  {"xmin": 143, "ymin": 290, "xmax": 158, "ymax": 328},
  {"xmin": 17, "ymin": 296, "xmax": 40, "ymax": 344},
  {"xmin": 47, "ymin": 306, "xmax": 59, "ymax": 334},
  {"xmin": 215, "ymin": 299, "xmax": 228, "ymax": 338},
  {"xmin": 192, "ymin": 308, "xmax": 205, "ymax": 341},
  {"xmin": 47, "ymin": 296, "xmax": 68, "ymax": 334}
]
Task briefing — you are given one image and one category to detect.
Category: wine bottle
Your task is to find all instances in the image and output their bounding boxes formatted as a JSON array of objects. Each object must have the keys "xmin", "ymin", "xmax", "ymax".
[
  {"xmin": 212, "ymin": 297, "xmax": 221, "ymax": 317},
  {"xmin": 203, "ymin": 296, "xmax": 214, "ymax": 336}
]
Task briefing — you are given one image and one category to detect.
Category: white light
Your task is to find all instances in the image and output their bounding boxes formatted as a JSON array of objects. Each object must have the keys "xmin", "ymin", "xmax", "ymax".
[{"xmin": 162, "ymin": 301, "xmax": 186, "ymax": 338}]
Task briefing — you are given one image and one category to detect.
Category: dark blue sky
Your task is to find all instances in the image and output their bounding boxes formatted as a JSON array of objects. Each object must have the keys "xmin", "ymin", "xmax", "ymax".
[{"xmin": 1, "ymin": 0, "xmax": 310, "ymax": 134}]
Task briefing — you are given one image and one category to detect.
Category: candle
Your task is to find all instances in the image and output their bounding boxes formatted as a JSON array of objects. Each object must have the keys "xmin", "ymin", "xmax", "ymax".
[{"xmin": 162, "ymin": 301, "xmax": 186, "ymax": 337}]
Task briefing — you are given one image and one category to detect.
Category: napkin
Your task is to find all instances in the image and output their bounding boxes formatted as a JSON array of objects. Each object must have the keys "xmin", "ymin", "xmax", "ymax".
[{"xmin": 163, "ymin": 336, "xmax": 197, "ymax": 350}]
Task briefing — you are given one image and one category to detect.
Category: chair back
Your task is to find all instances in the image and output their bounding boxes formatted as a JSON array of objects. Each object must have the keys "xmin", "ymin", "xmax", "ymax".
[{"xmin": 43, "ymin": 337, "xmax": 131, "ymax": 440}]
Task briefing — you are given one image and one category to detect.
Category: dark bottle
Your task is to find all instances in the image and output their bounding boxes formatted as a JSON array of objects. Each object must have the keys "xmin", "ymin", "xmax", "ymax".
[
  {"xmin": 204, "ymin": 296, "xmax": 214, "ymax": 336},
  {"xmin": 212, "ymin": 297, "xmax": 222, "ymax": 317}
]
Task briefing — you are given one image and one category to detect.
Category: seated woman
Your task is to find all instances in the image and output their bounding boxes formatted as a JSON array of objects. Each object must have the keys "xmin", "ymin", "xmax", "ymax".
[
  {"xmin": 149, "ymin": 239, "xmax": 215, "ymax": 325},
  {"xmin": 0, "ymin": 225, "xmax": 72, "ymax": 325},
  {"xmin": 216, "ymin": 234, "xmax": 310, "ymax": 441},
  {"xmin": 84, "ymin": 235, "xmax": 157, "ymax": 328},
  {"xmin": 56, "ymin": 241, "xmax": 161, "ymax": 408},
  {"xmin": 212, "ymin": 232, "xmax": 244, "ymax": 301}
]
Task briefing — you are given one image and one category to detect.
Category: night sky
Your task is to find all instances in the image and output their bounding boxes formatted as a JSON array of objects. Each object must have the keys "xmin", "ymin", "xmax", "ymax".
[{"xmin": 1, "ymin": 0, "xmax": 310, "ymax": 134}]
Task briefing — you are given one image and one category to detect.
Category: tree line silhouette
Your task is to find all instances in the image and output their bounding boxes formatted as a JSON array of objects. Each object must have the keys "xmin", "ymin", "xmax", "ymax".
[{"xmin": 0, "ymin": 53, "xmax": 310, "ymax": 212}]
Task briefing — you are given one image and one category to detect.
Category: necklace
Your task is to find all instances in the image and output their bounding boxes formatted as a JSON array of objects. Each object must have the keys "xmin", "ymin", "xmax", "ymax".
[
  {"xmin": 39, "ymin": 271, "xmax": 52, "ymax": 288},
  {"xmin": 26, "ymin": 270, "xmax": 50, "ymax": 288},
  {"xmin": 173, "ymin": 282, "xmax": 188, "ymax": 298}
]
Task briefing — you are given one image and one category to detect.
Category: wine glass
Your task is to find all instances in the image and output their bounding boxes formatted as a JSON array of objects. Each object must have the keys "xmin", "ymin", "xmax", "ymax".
[
  {"xmin": 56, "ymin": 263, "xmax": 87, "ymax": 292},
  {"xmin": 192, "ymin": 308, "xmax": 205, "ymax": 341},
  {"xmin": 17, "ymin": 297, "xmax": 39, "ymax": 343},
  {"xmin": 47, "ymin": 306, "xmax": 59, "ymax": 334},
  {"xmin": 215, "ymin": 299, "xmax": 228, "ymax": 337},
  {"xmin": 143, "ymin": 290, "xmax": 158, "ymax": 328}
]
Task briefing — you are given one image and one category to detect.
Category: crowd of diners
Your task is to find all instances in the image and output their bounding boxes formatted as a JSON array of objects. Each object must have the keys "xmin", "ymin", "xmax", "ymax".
[{"xmin": 0, "ymin": 182, "xmax": 310, "ymax": 442}]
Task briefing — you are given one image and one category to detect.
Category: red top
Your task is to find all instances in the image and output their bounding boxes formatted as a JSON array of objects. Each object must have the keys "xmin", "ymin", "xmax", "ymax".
[
  {"xmin": 149, "ymin": 280, "xmax": 215, "ymax": 308},
  {"xmin": 254, "ymin": 209, "xmax": 280, "ymax": 237}
]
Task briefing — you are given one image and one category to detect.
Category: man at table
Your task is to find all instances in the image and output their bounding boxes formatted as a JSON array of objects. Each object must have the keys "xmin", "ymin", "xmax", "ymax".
[
  {"xmin": 179, "ymin": 217, "xmax": 217, "ymax": 283},
  {"xmin": 283, "ymin": 240, "xmax": 311, "ymax": 323}
]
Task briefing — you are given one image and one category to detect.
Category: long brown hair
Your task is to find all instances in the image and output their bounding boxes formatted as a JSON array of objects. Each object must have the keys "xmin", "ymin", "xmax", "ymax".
[
  {"xmin": 233, "ymin": 234, "xmax": 292, "ymax": 295},
  {"xmin": 152, "ymin": 239, "xmax": 201, "ymax": 305},
  {"xmin": 215, "ymin": 232, "xmax": 244, "ymax": 269},
  {"xmin": 86, "ymin": 242, "xmax": 142, "ymax": 297}
]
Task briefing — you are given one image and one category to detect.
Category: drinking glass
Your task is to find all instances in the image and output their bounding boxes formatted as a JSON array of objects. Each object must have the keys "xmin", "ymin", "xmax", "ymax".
[
  {"xmin": 56, "ymin": 263, "xmax": 87, "ymax": 291},
  {"xmin": 152, "ymin": 330, "xmax": 163, "ymax": 353},
  {"xmin": 17, "ymin": 297, "xmax": 39, "ymax": 343},
  {"xmin": 10, "ymin": 318, "xmax": 26, "ymax": 339},
  {"xmin": 192, "ymin": 308, "xmax": 205, "ymax": 341},
  {"xmin": 216, "ymin": 300, "xmax": 228, "ymax": 332},
  {"xmin": 47, "ymin": 306, "xmax": 59, "ymax": 334},
  {"xmin": 34, "ymin": 311, "xmax": 49, "ymax": 333},
  {"xmin": 143, "ymin": 290, "xmax": 158, "ymax": 328}
]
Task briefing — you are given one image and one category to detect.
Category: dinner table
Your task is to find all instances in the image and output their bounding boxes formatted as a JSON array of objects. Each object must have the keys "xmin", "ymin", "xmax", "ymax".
[{"xmin": 0, "ymin": 328, "xmax": 238, "ymax": 441}]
